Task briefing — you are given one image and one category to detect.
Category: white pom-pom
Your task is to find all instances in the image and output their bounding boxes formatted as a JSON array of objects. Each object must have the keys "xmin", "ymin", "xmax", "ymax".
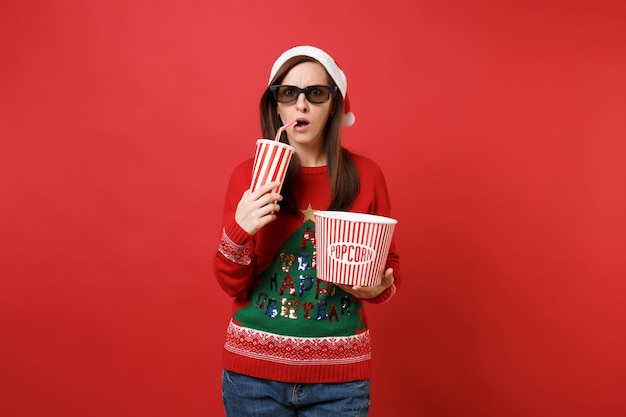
[{"xmin": 343, "ymin": 111, "xmax": 356, "ymax": 127}]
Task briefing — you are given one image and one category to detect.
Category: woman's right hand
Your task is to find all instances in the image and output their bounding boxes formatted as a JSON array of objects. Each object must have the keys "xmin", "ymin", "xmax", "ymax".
[{"xmin": 235, "ymin": 181, "xmax": 283, "ymax": 235}]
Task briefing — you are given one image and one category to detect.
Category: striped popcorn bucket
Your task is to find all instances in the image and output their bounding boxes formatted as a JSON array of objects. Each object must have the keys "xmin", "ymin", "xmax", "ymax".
[
  {"xmin": 250, "ymin": 139, "xmax": 295, "ymax": 193},
  {"xmin": 314, "ymin": 211, "xmax": 397, "ymax": 286}
]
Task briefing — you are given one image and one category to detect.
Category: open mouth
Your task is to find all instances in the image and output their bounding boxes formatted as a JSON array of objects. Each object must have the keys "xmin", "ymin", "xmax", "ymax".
[{"xmin": 295, "ymin": 119, "xmax": 310, "ymax": 127}]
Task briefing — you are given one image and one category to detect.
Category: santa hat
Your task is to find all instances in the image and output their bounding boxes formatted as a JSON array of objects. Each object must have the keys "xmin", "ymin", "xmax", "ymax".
[{"xmin": 269, "ymin": 45, "xmax": 356, "ymax": 127}]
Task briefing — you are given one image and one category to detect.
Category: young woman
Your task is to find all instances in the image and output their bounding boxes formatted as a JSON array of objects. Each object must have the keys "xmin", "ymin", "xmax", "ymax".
[{"xmin": 214, "ymin": 45, "xmax": 401, "ymax": 417}]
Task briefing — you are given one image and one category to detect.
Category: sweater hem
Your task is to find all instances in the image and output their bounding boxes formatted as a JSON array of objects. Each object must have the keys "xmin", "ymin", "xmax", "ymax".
[{"xmin": 223, "ymin": 348, "xmax": 372, "ymax": 383}]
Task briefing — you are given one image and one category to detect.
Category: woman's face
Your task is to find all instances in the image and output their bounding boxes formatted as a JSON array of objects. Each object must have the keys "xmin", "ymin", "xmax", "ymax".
[{"xmin": 276, "ymin": 62, "xmax": 333, "ymax": 152}]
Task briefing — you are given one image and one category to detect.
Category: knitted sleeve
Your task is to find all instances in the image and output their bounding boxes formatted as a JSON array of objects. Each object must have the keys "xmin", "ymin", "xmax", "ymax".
[
  {"xmin": 351, "ymin": 153, "xmax": 401, "ymax": 304},
  {"xmin": 213, "ymin": 159, "xmax": 257, "ymax": 298}
]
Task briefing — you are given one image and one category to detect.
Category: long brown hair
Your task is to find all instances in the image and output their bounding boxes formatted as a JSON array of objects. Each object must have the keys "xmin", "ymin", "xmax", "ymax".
[{"xmin": 259, "ymin": 56, "xmax": 359, "ymax": 215}]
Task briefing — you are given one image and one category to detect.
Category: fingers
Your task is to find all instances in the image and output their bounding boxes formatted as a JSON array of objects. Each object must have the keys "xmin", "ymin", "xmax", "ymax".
[
  {"xmin": 334, "ymin": 268, "xmax": 395, "ymax": 299},
  {"xmin": 235, "ymin": 181, "xmax": 283, "ymax": 235},
  {"xmin": 250, "ymin": 181, "xmax": 283, "ymax": 200},
  {"xmin": 382, "ymin": 268, "xmax": 394, "ymax": 288}
]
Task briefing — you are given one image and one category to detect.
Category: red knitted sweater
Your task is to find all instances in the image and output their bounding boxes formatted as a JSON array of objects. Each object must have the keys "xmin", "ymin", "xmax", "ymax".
[{"xmin": 214, "ymin": 150, "xmax": 401, "ymax": 383}]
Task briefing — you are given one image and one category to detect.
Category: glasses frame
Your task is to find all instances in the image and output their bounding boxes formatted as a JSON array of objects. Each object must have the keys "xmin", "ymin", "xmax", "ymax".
[{"xmin": 270, "ymin": 85, "xmax": 337, "ymax": 104}]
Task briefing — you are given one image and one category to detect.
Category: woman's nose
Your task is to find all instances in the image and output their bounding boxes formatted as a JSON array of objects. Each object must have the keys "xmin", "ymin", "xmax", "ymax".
[{"xmin": 295, "ymin": 92, "xmax": 309, "ymax": 112}]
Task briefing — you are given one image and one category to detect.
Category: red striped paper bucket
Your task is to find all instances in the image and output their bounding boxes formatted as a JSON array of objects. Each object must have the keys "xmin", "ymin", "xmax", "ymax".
[
  {"xmin": 314, "ymin": 211, "xmax": 397, "ymax": 286},
  {"xmin": 250, "ymin": 139, "xmax": 295, "ymax": 193}
]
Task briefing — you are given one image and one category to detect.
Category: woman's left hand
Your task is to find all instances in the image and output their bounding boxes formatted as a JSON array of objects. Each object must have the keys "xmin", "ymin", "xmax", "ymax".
[{"xmin": 336, "ymin": 268, "xmax": 394, "ymax": 299}]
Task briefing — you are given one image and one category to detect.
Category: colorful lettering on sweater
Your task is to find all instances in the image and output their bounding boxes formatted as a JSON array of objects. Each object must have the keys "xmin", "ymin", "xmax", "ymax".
[{"xmin": 232, "ymin": 221, "xmax": 365, "ymax": 338}]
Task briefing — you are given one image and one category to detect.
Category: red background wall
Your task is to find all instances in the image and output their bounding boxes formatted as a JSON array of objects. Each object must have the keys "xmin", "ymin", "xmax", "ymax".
[{"xmin": 1, "ymin": 1, "xmax": 625, "ymax": 416}]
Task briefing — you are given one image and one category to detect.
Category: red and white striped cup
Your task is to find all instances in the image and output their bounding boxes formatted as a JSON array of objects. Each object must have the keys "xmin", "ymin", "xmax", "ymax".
[
  {"xmin": 250, "ymin": 139, "xmax": 295, "ymax": 193},
  {"xmin": 314, "ymin": 211, "xmax": 397, "ymax": 287}
]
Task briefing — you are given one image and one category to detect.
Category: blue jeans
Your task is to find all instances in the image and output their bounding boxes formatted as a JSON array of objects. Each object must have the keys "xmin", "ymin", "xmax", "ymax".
[{"xmin": 222, "ymin": 370, "xmax": 370, "ymax": 417}]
